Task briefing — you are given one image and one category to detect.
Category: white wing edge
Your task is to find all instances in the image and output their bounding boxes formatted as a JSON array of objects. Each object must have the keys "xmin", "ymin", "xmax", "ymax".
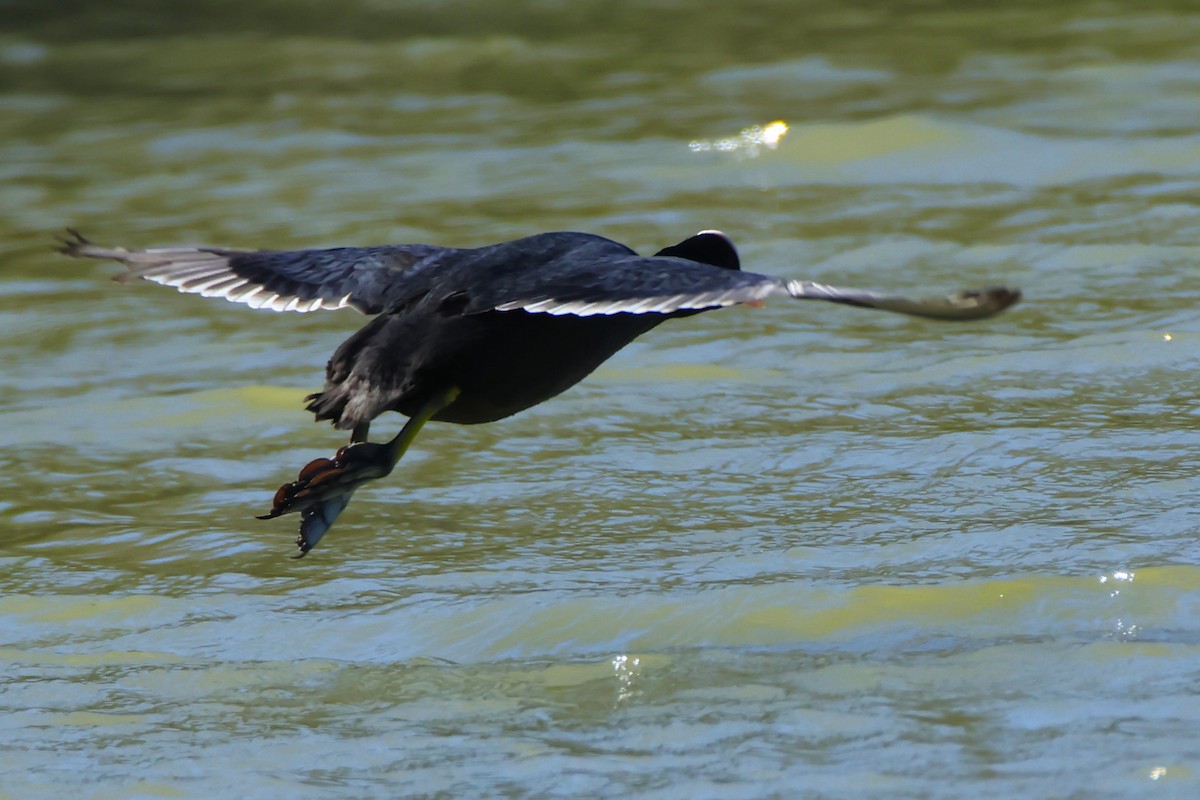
[
  {"xmin": 115, "ymin": 252, "xmax": 354, "ymax": 313},
  {"xmin": 139, "ymin": 265, "xmax": 355, "ymax": 313},
  {"xmin": 63, "ymin": 234, "xmax": 360, "ymax": 314},
  {"xmin": 493, "ymin": 282, "xmax": 778, "ymax": 316}
]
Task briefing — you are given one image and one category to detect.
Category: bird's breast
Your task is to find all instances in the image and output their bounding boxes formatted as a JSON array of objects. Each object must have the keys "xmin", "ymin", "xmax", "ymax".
[{"xmin": 403, "ymin": 309, "xmax": 665, "ymax": 424}]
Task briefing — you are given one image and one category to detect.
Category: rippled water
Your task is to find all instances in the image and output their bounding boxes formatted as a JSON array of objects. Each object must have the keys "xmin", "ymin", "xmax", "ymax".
[{"xmin": 3, "ymin": 1, "xmax": 1200, "ymax": 796}]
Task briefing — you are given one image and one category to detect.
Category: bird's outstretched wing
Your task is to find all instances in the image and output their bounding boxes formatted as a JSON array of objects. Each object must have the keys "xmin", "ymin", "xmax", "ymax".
[
  {"xmin": 57, "ymin": 229, "xmax": 448, "ymax": 314},
  {"xmin": 60, "ymin": 229, "xmax": 1020, "ymax": 321},
  {"xmin": 491, "ymin": 257, "xmax": 1020, "ymax": 321},
  {"xmin": 486, "ymin": 230, "xmax": 1019, "ymax": 321}
]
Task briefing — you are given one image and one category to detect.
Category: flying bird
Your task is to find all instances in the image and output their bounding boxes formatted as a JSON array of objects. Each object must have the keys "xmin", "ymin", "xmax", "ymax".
[{"xmin": 60, "ymin": 229, "xmax": 1019, "ymax": 556}]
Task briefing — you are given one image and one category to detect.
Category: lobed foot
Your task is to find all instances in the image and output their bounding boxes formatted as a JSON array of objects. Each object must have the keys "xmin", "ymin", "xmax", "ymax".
[
  {"xmin": 257, "ymin": 442, "xmax": 395, "ymax": 557},
  {"xmin": 294, "ymin": 492, "xmax": 355, "ymax": 557}
]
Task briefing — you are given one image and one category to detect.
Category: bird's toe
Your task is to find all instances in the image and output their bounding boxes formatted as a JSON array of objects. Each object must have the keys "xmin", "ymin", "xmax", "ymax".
[{"xmin": 257, "ymin": 442, "xmax": 393, "ymax": 520}]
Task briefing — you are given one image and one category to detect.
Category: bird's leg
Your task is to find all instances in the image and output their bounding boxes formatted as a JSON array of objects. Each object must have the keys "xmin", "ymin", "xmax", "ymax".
[{"xmin": 258, "ymin": 385, "xmax": 461, "ymax": 557}]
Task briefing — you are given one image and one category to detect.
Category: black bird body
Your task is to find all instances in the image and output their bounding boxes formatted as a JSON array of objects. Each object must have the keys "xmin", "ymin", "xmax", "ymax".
[
  {"xmin": 60, "ymin": 227, "xmax": 1018, "ymax": 555},
  {"xmin": 301, "ymin": 231, "xmax": 743, "ymax": 427},
  {"xmin": 316, "ymin": 306, "xmax": 662, "ymax": 426}
]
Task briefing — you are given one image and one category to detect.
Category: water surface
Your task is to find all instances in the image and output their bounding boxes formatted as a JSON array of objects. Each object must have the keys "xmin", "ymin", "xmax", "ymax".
[{"xmin": 3, "ymin": 1, "xmax": 1200, "ymax": 797}]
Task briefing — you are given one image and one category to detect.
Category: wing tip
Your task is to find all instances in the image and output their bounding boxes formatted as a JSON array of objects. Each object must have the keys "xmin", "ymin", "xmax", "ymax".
[
  {"xmin": 55, "ymin": 227, "xmax": 88, "ymax": 256},
  {"xmin": 57, "ymin": 228, "xmax": 122, "ymax": 260},
  {"xmin": 58, "ymin": 231, "xmax": 367, "ymax": 314}
]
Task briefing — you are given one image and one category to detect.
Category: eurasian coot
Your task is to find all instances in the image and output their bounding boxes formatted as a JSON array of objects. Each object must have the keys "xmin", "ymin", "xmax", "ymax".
[{"xmin": 61, "ymin": 229, "xmax": 1019, "ymax": 556}]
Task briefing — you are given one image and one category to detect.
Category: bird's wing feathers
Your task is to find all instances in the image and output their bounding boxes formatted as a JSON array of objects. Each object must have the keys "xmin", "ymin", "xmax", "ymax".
[
  {"xmin": 486, "ymin": 250, "xmax": 1020, "ymax": 321},
  {"xmin": 487, "ymin": 255, "xmax": 780, "ymax": 316},
  {"xmin": 58, "ymin": 230, "xmax": 446, "ymax": 314},
  {"xmin": 61, "ymin": 230, "xmax": 1019, "ymax": 322}
]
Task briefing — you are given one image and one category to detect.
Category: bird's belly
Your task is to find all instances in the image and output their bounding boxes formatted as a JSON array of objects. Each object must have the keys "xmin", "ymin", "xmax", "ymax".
[{"xmin": 405, "ymin": 311, "xmax": 662, "ymax": 424}]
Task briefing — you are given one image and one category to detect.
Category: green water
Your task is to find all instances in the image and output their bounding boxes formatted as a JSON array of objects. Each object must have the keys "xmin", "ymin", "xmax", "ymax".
[{"xmin": 3, "ymin": 1, "xmax": 1200, "ymax": 796}]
